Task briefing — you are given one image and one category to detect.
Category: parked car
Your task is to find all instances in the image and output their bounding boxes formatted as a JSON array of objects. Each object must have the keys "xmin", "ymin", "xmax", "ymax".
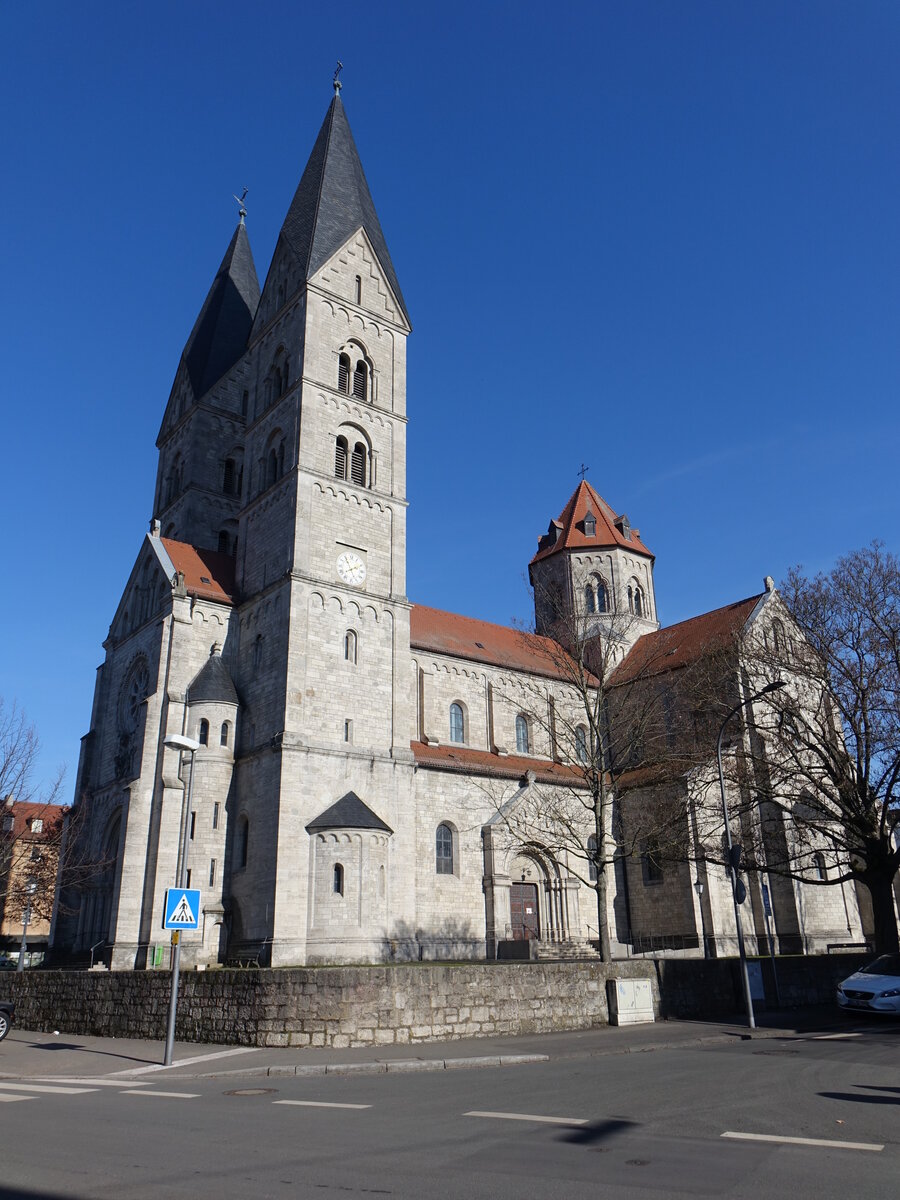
[
  {"xmin": 837, "ymin": 954, "xmax": 900, "ymax": 1013},
  {"xmin": 0, "ymin": 1001, "xmax": 14, "ymax": 1041}
]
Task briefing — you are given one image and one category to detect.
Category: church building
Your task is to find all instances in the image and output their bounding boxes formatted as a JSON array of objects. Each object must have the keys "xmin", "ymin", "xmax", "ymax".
[{"xmin": 55, "ymin": 88, "xmax": 863, "ymax": 969}]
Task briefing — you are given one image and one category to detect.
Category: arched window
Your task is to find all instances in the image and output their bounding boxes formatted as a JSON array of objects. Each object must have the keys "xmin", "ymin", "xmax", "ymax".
[
  {"xmin": 355, "ymin": 275, "xmax": 362, "ymax": 305},
  {"xmin": 217, "ymin": 530, "xmax": 230, "ymax": 554},
  {"xmin": 333, "ymin": 863, "xmax": 344, "ymax": 895},
  {"xmin": 813, "ymin": 852, "xmax": 827, "ymax": 880},
  {"xmin": 641, "ymin": 838, "xmax": 663, "ymax": 884},
  {"xmin": 597, "ymin": 580, "xmax": 609, "ymax": 613},
  {"xmin": 585, "ymin": 584, "xmax": 596, "ymax": 614},
  {"xmin": 277, "ymin": 440, "xmax": 286, "ymax": 479},
  {"xmin": 436, "ymin": 824, "xmax": 454, "ymax": 874},
  {"xmin": 515, "ymin": 714, "xmax": 530, "ymax": 755},
  {"xmin": 223, "ymin": 458, "xmax": 236, "ymax": 495},
  {"xmin": 272, "ymin": 347, "xmax": 288, "ymax": 398},
  {"xmin": 344, "ymin": 629, "xmax": 358, "ymax": 664},
  {"xmin": 338, "ymin": 353, "xmax": 351, "ymax": 393},
  {"xmin": 198, "ymin": 719, "xmax": 209, "ymax": 746},
  {"xmin": 335, "ymin": 435, "xmax": 348, "ymax": 479},
  {"xmin": 629, "ymin": 581, "xmax": 645, "ymax": 617},
  {"xmin": 575, "ymin": 725, "xmax": 589, "ymax": 764},
  {"xmin": 350, "ymin": 442, "xmax": 366, "ymax": 487},
  {"xmin": 352, "ymin": 359, "xmax": 368, "ymax": 401},
  {"xmin": 253, "ymin": 635, "xmax": 263, "ymax": 669},
  {"xmin": 220, "ymin": 721, "xmax": 229, "ymax": 747},
  {"xmin": 587, "ymin": 834, "xmax": 598, "ymax": 883},
  {"xmin": 449, "ymin": 703, "xmax": 465, "ymax": 744},
  {"xmin": 236, "ymin": 816, "xmax": 249, "ymax": 870},
  {"xmin": 773, "ymin": 619, "xmax": 787, "ymax": 655},
  {"xmin": 267, "ymin": 449, "xmax": 278, "ymax": 488}
]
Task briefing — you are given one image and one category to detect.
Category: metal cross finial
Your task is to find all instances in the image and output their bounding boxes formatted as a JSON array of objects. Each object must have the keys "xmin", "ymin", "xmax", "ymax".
[
  {"xmin": 333, "ymin": 60, "xmax": 343, "ymax": 96},
  {"xmin": 577, "ymin": 463, "xmax": 589, "ymax": 482},
  {"xmin": 232, "ymin": 187, "xmax": 248, "ymax": 224}
]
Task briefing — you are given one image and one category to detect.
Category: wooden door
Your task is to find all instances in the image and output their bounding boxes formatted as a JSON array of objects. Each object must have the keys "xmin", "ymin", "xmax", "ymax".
[{"xmin": 510, "ymin": 883, "xmax": 540, "ymax": 940}]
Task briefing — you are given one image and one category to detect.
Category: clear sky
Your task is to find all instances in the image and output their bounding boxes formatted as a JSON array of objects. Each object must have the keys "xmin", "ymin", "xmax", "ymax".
[{"xmin": 3, "ymin": 1, "xmax": 899, "ymax": 799}]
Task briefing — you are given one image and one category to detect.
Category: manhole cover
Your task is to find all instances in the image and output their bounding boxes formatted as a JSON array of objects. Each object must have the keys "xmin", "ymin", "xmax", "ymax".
[{"xmin": 224, "ymin": 1087, "xmax": 278, "ymax": 1097}]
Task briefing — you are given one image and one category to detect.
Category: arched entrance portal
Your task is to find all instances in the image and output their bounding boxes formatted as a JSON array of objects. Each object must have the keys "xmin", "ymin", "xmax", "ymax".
[{"xmin": 508, "ymin": 852, "xmax": 572, "ymax": 944}]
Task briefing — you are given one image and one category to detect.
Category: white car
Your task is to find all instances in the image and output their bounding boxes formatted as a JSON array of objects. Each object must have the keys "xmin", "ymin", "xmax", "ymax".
[{"xmin": 837, "ymin": 954, "xmax": 900, "ymax": 1013}]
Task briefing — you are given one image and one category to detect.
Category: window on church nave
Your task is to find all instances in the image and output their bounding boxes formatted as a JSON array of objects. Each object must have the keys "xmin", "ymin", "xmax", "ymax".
[
  {"xmin": 515, "ymin": 714, "xmax": 530, "ymax": 755},
  {"xmin": 641, "ymin": 838, "xmax": 664, "ymax": 885},
  {"xmin": 449, "ymin": 702, "xmax": 466, "ymax": 744},
  {"xmin": 435, "ymin": 824, "xmax": 454, "ymax": 875},
  {"xmin": 587, "ymin": 834, "xmax": 599, "ymax": 882},
  {"xmin": 575, "ymin": 724, "xmax": 589, "ymax": 764}
]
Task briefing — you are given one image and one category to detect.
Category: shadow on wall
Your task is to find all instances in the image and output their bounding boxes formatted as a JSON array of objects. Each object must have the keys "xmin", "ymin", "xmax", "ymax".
[{"xmin": 386, "ymin": 918, "xmax": 482, "ymax": 962}]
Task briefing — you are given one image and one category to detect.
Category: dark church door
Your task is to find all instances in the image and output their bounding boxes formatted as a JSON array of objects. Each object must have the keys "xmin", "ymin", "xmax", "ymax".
[{"xmin": 510, "ymin": 883, "xmax": 540, "ymax": 940}]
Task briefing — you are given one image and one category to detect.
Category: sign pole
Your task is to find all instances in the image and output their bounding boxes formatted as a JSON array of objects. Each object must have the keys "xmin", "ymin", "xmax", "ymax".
[{"xmin": 163, "ymin": 741, "xmax": 197, "ymax": 1067}]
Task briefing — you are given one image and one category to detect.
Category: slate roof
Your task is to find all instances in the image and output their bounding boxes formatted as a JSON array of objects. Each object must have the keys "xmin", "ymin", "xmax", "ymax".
[
  {"xmin": 182, "ymin": 221, "xmax": 260, "ymax": 398},
  {"xmin": 410, "ymin": 605, "xmax": 580, "ymax": 682},
  {"xmin": 161, "ymin": 539, "xmax": 235, "ymax": 604},
  {"xmin": 276, "ymin": 96, "xmax": 409, "ymax": 326},
  {"xmin": 306, "ymin": 791, "xmax": 393, "ymax": 833},
  {"xmin": 187, "ymin": 652, "xmax": 239, "ymax": 706},
  {"xmin": 531, "ymin": 481, "xmax": 653, "ymax": 564},
  {"xmin": 611, "ymin": 594, "xmax": 764, "ymax": 685}
]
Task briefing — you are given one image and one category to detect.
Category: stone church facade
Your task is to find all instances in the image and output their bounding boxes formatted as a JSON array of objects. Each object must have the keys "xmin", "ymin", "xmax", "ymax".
[{"xmin": 54, "ymin": 90, "xmax": 863, "ymax": 970}]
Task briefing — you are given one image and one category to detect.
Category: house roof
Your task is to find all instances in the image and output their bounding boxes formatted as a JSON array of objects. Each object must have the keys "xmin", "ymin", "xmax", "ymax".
[
  {"xmin": 306, "ymin": 791, "xmax": 393, "ymax": 833},
  {"xmin": 187, "ymin": 650, "xmax": 239, "ymax": 706},
  {"xmin": 0, "ymin": 800, "xmax": 65, "ymax": 840},
  {"xmin": 160, "ymin": 539, "xmax": 235, "ymax": 604},
  {"xmin": 181, "ymin": 220, "xmax": 260, "ymax": 399},
  {"xmin": 274, "ymin": 96, "xmax": 409, "ymax": 326},
  {"xmin": 412, "ymin": 741, "xmax": 581, "ymax": 786},
  {"xmin": 531, "ymin": 481, "xmax": 653, "ymax": 564},
  {"xmin": 611, "ymin": 594, "xmax": 764, "ymax": 685},
  {"xmin": 410, "ymin": 605, "xmax": 579, "ymax": 682}
]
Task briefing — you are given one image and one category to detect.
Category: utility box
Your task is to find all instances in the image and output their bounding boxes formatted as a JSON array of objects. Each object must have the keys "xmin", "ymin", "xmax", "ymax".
[{"xmin": 607, "ymin": 978, "xmax": 655, "ymax": 1025}]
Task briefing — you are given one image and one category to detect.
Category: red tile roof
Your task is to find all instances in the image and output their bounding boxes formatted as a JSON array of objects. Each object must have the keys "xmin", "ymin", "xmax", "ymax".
[
  {"xmin": 611, "ymin": 594, "xmax": 763, "ymax": 685},
  {"xmin": 411, "ymin": 740, "xmax": 582, "ymax": 786},
  {"xmin": 410, "ymin": 605, "xmax": 580, "ymax": 682},
  {"xmin": 161, "ymin": 539, "xmax": 235, "ymax": 604},
  {"xmin": 1, "ymin": 801, "xmax": 65, "ymax": 840},
  {"xmin": 531, "ymin": 481, "xmax": 653, "ymax": 564}
]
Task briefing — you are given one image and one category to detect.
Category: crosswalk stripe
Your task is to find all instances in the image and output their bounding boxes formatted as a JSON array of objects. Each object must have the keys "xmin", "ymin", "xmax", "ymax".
[
  {"xmin": 0, "ymin": 1094, "xmax": 35, "ymax": 1103},
  {"xmin": 0, "ymin": 1082, "xmax": 96, "ymax": 1095},
  {"xmin": 35, "ymin": 1077, "xmax": 152, "ymax": 1088},
  {"xmin": 273, "ymin": 1100, "xmax": 371, "ymax": 1110},
  {"xmin": 121, "ymin": 1090, "xmax": 200, "ymax": 1098},
  {"xmin": 722, "ymin": 1131, "xmax": 883, "ymax": 1152}
]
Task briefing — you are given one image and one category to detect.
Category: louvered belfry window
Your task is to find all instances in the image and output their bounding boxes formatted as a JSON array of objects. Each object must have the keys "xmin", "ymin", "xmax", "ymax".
[
  {"xmin": 335, "ymin": 436, "xmax": 348, "ymax": 479},
  {"xmin": 353, "ymin": 360, "xmax": 367, "ymax": 400},
  {"xmin": 350, "ymin": 443, "xmax": 366, "ymax": 487},
  {"xmin": 338, "ymin": 354, "xmax": 351, "ymax": 393}
]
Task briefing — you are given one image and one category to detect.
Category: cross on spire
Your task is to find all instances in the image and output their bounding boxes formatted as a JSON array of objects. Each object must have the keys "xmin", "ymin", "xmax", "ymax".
[
  {"xmin": 577, "ymin": 463, "xmax": 589, "ymax": 482},
  {"xmin": 333, "ymin": 60, "xmax": 343, "ymax": 96}
]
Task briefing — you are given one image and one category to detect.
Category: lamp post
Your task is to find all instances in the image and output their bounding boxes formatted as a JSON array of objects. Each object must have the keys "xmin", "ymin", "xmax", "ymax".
[
  {"xmin": 693, "ymin": 878, "xmax": 708, "ymax": 959},
  {"xmin": 162, "ymin": 733, "xmax": 201, "ymax": 1066},
  {"xmin": 16, "ymin": 879, "xmax": 38, "ymax": 972},
  {"xmin": 716, "ymin": 680, "xmax": 785, "ymax": 1030}
]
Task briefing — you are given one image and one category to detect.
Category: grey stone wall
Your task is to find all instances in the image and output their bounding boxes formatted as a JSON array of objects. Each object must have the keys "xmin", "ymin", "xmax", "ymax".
[{"xmin": 0, "ymin": 955, "xmax": 865, "ymax": 1049}]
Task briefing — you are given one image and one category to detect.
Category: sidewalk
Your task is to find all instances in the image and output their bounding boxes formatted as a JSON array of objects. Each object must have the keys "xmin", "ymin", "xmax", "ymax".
[{"xmin": 0, "ymin": 1006, "xmax": 855, "ymax": 1084}]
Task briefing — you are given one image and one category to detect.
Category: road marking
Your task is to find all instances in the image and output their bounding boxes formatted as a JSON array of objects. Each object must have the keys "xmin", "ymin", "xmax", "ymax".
[
  {"xmin": 110, "ymin": 1047, "xmax": 259, "ymax": 1076},
  {"xmin": 0, "ymin": 1094, "xmax": 35, "ymax": 1103},
  {"xmin": 35, "ymin": 1077, "xmax": 152, "ymax": 1088},
  {"xmin": 0, "ymin": 1082, "xmax": 96, "ymax": 1095},
  {"xmin": 810, "ymin": 1033, "xmax": 863, "ymax": 1040},
  {"xmin": 273, "ymin": 1100, "xmax": 372, "ymax": 1110},
  {"xmin": 465, "ymin": 1110, "xmax": 588, "ymax": 1126},
  {"xmin": 121, "ymin": 1089, "xmax": 201, "ymax": 1099},
  {"xmin": 722, "ymin": 1132, "xmax": 883, "ymax": 1152}
]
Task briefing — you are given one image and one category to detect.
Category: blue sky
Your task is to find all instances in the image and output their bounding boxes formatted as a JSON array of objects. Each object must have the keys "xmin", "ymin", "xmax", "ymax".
[{"xmin": 3, "ymin": 1, "xmax": 899, "ymax": 798}]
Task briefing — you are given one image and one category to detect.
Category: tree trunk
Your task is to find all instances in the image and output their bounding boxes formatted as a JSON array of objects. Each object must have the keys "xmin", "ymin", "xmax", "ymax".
[
  {"xmin": 862, "ymin": 871, "xmax": 900, "ymax": 955},
  {"xmin": 595, "ymin": 866, "xmax": 611, "ymax": 962}
]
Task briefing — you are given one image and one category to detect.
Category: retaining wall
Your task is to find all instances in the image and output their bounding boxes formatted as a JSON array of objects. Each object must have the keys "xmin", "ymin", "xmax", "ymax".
[{"xmin": 0, "ymin": 954, "xmax": 867, "ymax": 1048}]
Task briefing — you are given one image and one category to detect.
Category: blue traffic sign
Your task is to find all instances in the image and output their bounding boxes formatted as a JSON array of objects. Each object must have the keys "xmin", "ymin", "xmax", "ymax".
[{"xmin": 164, "ymin": 888, "xmax": 201, "ymax": 930}]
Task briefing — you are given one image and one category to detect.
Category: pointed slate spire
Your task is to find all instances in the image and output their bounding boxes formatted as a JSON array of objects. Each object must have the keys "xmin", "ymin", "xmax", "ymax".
[
  {"xmin": 275, "ymin": 96, "xmax": 409, "ymax": 325},
  {"xmin": 182, "ymin": 221, "xmax": 260, "ymax": 399}
]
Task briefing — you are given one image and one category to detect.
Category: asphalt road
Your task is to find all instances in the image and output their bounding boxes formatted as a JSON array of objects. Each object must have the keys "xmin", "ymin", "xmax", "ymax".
[{"xmin": 0, "ymin": 1022, "xmax": 897, "ymax": 1199}]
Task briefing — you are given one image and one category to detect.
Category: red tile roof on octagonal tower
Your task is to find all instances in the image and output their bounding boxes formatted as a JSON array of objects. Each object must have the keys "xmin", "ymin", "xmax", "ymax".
[
  {"xmin": 410, "ymin": 605, "xmax": 580, "ymax": 683},
  {"xmin": 611, "ymin": 593, "xmax": 764, "ymax": 685},
  {"xmin": 161, "ymin": 539, "xmax": 235, "ymax": 604},
  {"xmin": 531, "ymin": 481, "xmax": 653, "ymax": 564}
]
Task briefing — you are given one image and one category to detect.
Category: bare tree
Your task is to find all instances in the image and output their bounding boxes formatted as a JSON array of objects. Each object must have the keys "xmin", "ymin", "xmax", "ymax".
[
  {"xmin": 727, "ymin": 544, "xmax": 900, "ymax": 955},
  {"xmin": 487, "ymin": 585, "xmax": 704, "ymax": 961}
]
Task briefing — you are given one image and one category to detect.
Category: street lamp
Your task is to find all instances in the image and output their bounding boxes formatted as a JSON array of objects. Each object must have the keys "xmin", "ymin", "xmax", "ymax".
[
  {"xmin": 162, "ymin": 733, "xmax": 201, "ymax": 1066},
  {"xmin": 693, "ymin": 877, "xmax": 708, "ymax": 959},
  {"xmin": 16, "ymin": 879, "xmax": 38, "ymax": 973},
  {"xmin": 716, "ymin": 680, "xmax": 785, "ymax": 1029}
]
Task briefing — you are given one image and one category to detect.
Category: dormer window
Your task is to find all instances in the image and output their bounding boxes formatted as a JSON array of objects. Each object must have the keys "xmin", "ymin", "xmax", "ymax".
[{"xmin": 584, "ymin": 512, "xmax": 596, "ymax": 538}]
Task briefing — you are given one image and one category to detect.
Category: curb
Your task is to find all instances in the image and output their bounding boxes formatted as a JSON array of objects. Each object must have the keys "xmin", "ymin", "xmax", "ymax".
[{"xmin": 267, "ymin": 1052, "xmax": 549, "ymax": 1078}]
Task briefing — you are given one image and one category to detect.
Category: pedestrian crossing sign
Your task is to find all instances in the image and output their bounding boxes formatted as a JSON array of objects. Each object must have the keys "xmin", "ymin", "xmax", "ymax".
[{"xmin": 164, "ymin": 888, "xmax": 201, "ymax": 930}]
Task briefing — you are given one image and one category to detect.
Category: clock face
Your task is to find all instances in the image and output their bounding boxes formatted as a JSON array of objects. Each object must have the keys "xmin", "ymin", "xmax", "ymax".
[{"xmin": 336, "ymin": 551, "xmax": 367, "ymax": 586}]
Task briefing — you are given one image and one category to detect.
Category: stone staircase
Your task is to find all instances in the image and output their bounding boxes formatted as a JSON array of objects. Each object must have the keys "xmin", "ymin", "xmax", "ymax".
[{"xmin": 531, "ymin": 937, "xmax": 603, "ymax": 962}]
